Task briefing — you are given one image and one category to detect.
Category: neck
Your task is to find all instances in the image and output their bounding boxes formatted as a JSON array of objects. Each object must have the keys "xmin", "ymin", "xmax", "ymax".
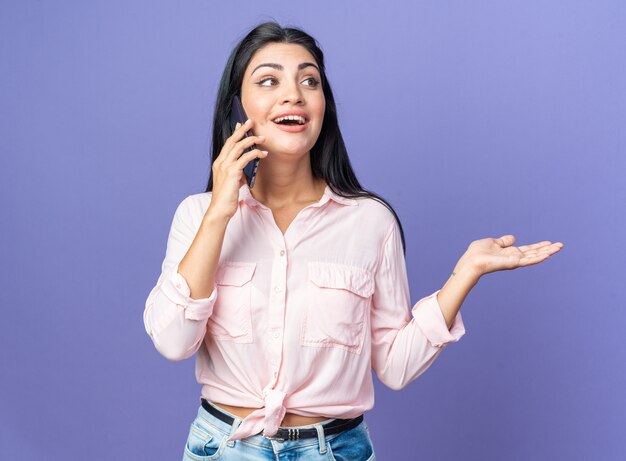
[{"xmin": 249, "ymin": 152, "xmax": 326, "ymax": 209}]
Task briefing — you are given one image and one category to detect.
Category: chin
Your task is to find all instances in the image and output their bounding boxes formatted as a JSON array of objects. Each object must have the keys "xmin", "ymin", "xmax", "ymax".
[{"xmin": 269, "ymin": 141, "xmax": 315, "ymax": 155}]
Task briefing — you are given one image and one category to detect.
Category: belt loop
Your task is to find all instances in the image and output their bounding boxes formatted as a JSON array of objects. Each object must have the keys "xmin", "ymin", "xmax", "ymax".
[
  {"xmin": 226, "ymin": 417, "xmax": 242, "ymax": 447},
  {"xmin": 314, "ymin": 422, "xmax": 327, "ymax": 454}
]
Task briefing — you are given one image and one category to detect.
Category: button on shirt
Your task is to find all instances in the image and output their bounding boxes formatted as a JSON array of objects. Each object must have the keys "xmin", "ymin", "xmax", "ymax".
[{"xmin": 143, "ymin": 183, "xmax": 466, "ymax": 442}]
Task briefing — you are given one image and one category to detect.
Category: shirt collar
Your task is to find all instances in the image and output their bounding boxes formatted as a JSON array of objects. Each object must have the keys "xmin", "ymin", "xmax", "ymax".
[{"xmin": 238, "ymin": 183, "xmax": 358, "ymax": 209}]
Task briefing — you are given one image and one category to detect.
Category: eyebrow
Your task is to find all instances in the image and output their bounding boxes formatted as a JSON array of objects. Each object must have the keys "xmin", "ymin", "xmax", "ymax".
[{"xmin": 250, "ymin": 62, "xmax": 320, "ymax": 77}]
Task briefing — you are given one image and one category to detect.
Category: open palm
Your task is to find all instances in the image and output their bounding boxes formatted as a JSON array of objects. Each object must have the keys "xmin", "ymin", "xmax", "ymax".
[{"xmin": 466, "ymin": 235, "xmax": 564, "ymax": 276}]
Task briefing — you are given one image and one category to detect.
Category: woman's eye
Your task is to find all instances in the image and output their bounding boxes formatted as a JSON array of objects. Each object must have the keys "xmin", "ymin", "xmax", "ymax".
[
  {"xmin": 258, "ymin": 77, "xmax": 277, "ymax": 87},
  {"xmin": 303, "ymin": 77, "xmax": 320, "ymax": 87}
]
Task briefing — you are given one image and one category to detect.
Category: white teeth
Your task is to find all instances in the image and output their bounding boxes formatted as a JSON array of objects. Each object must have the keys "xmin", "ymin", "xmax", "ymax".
[{"xmin": 272, "ymin": 115, "xmax": 306, "ymax": 124}]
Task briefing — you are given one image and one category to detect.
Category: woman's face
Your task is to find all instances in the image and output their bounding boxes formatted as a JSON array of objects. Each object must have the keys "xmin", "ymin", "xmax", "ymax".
[{"xmin": 240, "ymin": 43, "xmax": 325, "ymax": 158}]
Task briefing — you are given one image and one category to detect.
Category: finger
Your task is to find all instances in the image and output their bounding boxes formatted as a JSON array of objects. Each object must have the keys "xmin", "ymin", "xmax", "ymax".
[
  {"xmin": 517, "ymin": 241, "xmax": 553, "ymax": 252},
  {"xmin": 537, "ymin": 244, "xmax": 563, "ymax": 256},
  {"xmin": 229, "ymin": 135, "xmax": 266, "ymax": 161},
  {"xmin": 235, "ymin": 118, "xmax": 254, "ymax": 138},
  {"xmin": 215, "ymin": 122, "xmax": 245, "ymax": 163},
  {"xmin": 224, "ymin": 119, "xmax": 254, "ymax": 149},
  {"xmin": 495, "ymin": 235, "xmax": 516, "ymax": 248},
  {"xmin": 235, "ymin": 148, "xmax": 268, "ymax": 168},
  {"xmin": 523, "ymin": 242, "xmax": 563, "ymax": 258}
]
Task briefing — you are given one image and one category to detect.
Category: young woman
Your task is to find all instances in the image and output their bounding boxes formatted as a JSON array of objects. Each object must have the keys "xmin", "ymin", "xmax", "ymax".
[{"xmin": 144, "ymin": 21, "xmax": 564, "ymax": 461}]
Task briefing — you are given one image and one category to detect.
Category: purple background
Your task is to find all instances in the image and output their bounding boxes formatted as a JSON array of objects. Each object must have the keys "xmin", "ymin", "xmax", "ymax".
[{"xmin": 1, "ymin": 1, "xmax": 624, "ymax": 460}]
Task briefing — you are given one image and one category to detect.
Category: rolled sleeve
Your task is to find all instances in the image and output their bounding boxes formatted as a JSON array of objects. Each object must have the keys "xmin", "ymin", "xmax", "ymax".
[
  {"xmin": 143, "ymin": 195, "xmax": 218, "ymax": 361},
  {"xmin": 370, "ymin": 218, "xmax": 467, "ymax": 391},
  {"xmin": 412, "ymin": 289, "xmax": 466, "ymax": 348},
  {"xmin": 160, "ymin": 263, "xmax": 217, "ymax": 321}
]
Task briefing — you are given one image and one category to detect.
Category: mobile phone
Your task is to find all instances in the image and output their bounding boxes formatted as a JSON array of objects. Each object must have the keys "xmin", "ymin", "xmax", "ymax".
[{"xmin": 228, "ymin": 95, "xmax": 260, "ymax": 188}]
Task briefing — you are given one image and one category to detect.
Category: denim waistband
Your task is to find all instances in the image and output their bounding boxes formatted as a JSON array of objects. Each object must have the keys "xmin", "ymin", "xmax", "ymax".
[{"xmin": 195, "ymin": 399, "xmax": 360, "ymax": 453}]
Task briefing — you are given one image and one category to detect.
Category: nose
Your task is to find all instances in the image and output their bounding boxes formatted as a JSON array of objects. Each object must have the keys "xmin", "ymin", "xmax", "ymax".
[{"xmin": 280, "ymin": 79, "xmax": 303, "ymax": 104}]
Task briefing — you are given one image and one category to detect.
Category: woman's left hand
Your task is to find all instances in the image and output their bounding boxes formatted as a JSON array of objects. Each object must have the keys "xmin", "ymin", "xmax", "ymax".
[{"xmin": 462, "ymin": 235, "xmax": 565, "ymax": 277}]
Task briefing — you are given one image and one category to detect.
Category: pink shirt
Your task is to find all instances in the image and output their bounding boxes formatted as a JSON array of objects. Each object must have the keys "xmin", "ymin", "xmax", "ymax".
[{"xmin": 143, "ymin": 183, "xmax": 465, "ymax": 442}]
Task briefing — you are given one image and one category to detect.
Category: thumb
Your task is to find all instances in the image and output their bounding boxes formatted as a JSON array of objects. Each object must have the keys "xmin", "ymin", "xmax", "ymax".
[{"xmin": 497, "ymin": 235, "xmax": 516, "ymax": 247}]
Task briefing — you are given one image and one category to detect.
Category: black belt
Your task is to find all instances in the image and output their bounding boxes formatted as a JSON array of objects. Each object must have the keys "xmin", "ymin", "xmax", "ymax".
[{"xmin": 201, "ymin": 398, "xmax": 363, "ymax": 441}]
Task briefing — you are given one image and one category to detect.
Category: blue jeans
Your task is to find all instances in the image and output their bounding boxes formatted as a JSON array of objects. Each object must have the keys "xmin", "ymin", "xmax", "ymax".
[{"xmin": 182, "ymin": 400, "xmax": 377, "ymax": 460}]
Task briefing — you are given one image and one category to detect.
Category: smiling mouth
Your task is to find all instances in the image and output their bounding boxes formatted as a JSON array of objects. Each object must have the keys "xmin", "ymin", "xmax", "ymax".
[
  {"xmin": 273, "ymin": 120, "xmax": 308, "ymax": 129},
  {"xmin": 271, "ymin": 115, "xmax": 308, "ymax": 126}
]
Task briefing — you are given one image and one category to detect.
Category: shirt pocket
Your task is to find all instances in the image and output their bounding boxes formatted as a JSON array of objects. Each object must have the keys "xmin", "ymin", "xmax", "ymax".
[
  {"xmin": 301, "ymin": 261, "xmax": 375, "ymax": 355},
  {"xmin": 207, "ymin": 261, "xmax": 256, "ymax": 343}
]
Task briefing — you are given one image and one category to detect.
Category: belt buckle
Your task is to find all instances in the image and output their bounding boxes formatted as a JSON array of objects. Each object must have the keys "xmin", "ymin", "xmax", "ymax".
[
  {"xmin": 286, "ymin": 428, "xmax": 301, "ymax": 441},
  {"xmin": 265, "ymin": 427, "xmax": 301, "ymax": 442}
]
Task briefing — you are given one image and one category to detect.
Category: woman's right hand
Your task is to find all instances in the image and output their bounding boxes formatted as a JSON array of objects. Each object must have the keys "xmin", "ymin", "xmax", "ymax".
[{"xmin": 207, "ymin": 119, "xmax": 268, "ymax": 220}]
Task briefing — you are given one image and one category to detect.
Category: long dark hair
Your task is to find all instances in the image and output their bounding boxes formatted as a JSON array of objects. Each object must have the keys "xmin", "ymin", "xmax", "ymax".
[{"xmin": 205, "ymin": 21, "xmax": 407, "ymax": 255}]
